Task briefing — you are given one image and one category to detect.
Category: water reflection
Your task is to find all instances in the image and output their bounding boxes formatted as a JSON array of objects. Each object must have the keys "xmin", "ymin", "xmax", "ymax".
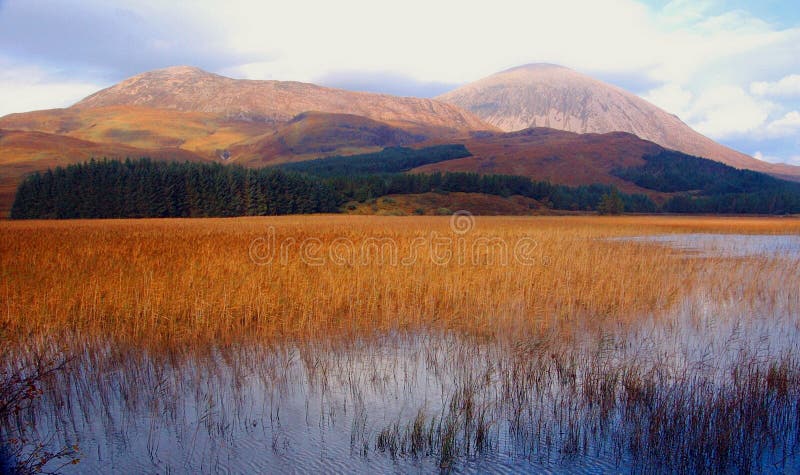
[{"xmin": 13, "ymin": 304, "xmax": 800, "ymax": 473}]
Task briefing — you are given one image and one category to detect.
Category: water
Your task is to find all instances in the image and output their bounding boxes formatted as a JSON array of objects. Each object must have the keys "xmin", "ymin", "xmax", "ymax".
[
  {"xmin": 19, "ymin": 337, "xmax": 633, "ymax": 474},
  {"xmin": 611, "ymin": 233, "xmax": 800, "ymax": 258},
  {"xmin": 5, "ymin": 233, "xmax": 800, "ymax": 474}
]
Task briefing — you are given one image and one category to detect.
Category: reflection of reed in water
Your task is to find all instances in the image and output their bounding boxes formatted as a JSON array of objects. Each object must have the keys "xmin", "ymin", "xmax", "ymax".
[{"xmin": 8, "ymin": 296, "xmax": 800, "ymax": 473}]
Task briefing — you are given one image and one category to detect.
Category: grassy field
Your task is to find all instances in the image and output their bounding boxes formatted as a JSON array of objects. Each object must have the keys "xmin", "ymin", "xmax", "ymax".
[{"xmin": 3, "ymin": 215, "xmax": 799, "ymax": 345}]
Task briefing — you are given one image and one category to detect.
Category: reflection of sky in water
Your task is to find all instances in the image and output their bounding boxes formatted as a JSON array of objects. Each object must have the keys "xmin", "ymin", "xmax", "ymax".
[
  {"xmin": 611, "ymin": 233, "xmax": 800, "ymax": 258},
  {"xmin": 33, "ymin": 337, "xmax": 629, "ymax": 474},
  {"xmin": 29, "ymin": 301, "xmax": 800, "ymax": 474}
]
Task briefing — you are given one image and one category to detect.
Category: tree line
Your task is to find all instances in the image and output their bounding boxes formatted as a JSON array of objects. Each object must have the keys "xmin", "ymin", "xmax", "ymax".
[
  {"xmin": 328, "ymin": 172, "xmax": 656, "ymax": 213},
  {"xmin": 11, "ymin": 157, "xmax": 657, "ymax": 219},
  {"xmin": 10, "ymin": 158, "xmax": 339, "ymax": 219},
  {"xmin": 13, "ymin": 145, "xmax": 800, "ymax": 219},
  {"xmin": 615, "ymin": 150, "xmax": 800, "ymax": 214}
]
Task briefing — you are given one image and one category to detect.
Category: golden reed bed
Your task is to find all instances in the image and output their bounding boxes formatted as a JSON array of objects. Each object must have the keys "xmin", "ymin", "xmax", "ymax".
[{"xmin": 2, "ymin": 215, "xmax": 799, "ymax": 345}]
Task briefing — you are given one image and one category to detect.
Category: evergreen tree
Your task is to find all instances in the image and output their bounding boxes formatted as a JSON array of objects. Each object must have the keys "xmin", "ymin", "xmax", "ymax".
[{"xmin": 598, "ymin": 190, "xmax": 625, "ymax": 215}]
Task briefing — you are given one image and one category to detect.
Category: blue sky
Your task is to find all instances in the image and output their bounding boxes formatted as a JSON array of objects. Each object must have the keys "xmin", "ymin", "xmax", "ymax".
[{"xmin": 0, "ymin": 0, "xmax": 798, "ymax": 164}]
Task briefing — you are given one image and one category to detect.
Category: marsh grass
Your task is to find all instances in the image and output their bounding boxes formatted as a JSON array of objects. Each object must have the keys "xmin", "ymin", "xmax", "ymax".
[
  {"xmin": 6, "ymin": 215, "xmax": 796, "ymax": 344},
  {"xmin": 2, "ymin": 215, "xmax": 800, "ymax": 472}
]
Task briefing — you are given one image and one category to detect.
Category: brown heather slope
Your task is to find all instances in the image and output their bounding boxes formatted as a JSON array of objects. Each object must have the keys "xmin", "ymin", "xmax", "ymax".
[
  {"xmin": 0, "ymin": 106, "xmax": 437, "ymax": 164},
  {"xmin": 0, "ymin": 105, "xmax": 275, "ymax": 157},
  {"xmin": 344, "ymin": 192, "xmax": 544, "ymax": 216},
  {"xmin": 0, "ymin": 128, "xmax": 206, "ymax": 216},
  {"xmin": 437, "ymin": 64, "xmax": 800, "ymax": 180},
  {"xmin": 75, "ymin": 66, "xmax": 493, "ymax": 132},
  {"xmin": 229, "ymin": 111, "xmax": 429, "ymax": 166},
  {"xmin": 416, "ymin": 128, "xmax": 669, "ymax": 195}
]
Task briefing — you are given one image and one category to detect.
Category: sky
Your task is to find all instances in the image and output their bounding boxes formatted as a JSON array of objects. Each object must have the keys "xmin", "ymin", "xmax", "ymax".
[{"xmin": 0, "ymin": 0, "xmax": 798, "ymax": 164}]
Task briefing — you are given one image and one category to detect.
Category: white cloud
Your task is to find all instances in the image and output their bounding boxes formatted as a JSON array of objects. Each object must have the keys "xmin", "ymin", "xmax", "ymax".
[
  {"xmin": 647, "ymin": 85, "xmax": 777, "ymax": 139},
  {"xmin": 0, "ymin": 64, "xmax": 102, "ymax": 117},
  {"xmin": 660, "ymin": 0, "xmax": 717, "ymax": 26},
  {"xmin": 2, "ymin": 0, "xmax": 798, "ymax": 101},
  {"xmin": 762, "ymin": 111, "xmax": 800, "ymax": 138},
  {"xmin": 644, "ymin": 84, "xmax": 694, "ymax": 120},
  {"xmin": 751, "ymin": 75, "xmax": 800, "ymax": 97},
  {"xmin": 692, "ymin": 86, "xmax": 775, "ymax": 138},
  {"xmin": 214, "ymin": 0, "xmax": 663, "ymax": 84}
]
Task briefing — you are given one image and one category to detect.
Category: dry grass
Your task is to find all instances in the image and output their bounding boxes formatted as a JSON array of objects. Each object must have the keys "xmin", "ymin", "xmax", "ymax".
[
  {"xmin": 344, "ymin": 192, "xmax": 543, "ymax": 216},
  {"xmin": 2, "ymin": 215, "xmax": 798, "ymax": 346}
]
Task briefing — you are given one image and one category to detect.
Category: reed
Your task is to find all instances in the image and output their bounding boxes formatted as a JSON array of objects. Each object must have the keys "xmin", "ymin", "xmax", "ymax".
[{"xmin": 4, "ymin": 215, "xmax": 797, "ymax": 345}]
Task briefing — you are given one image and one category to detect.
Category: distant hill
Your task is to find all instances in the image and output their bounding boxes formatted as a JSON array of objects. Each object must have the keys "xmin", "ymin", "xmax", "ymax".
[
  {"xmin": 414, "ymin": 128, "xmax": 664, "ymax": 194},
  {"xmin": 230, "ymin": 112, "xmax": 429, "ymax": 166},
  {"xmin": 437, "ymin": 64, "xmax": 800, "ymax": 180}
]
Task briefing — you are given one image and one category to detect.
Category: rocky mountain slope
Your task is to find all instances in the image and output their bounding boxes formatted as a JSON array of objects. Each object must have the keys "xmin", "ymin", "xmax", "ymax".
[{"xmin": 75, "ymin": 66, "xmax": 491, "ymax": 132}]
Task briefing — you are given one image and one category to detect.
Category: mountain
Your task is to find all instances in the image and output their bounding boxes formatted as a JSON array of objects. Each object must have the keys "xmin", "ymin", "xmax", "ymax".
[
  {"xmin": 75, "ymin": 66, "xmax": 491, "ymax": 132},
  {"xmin": 0, "ymin": 66, "xmax": 492, "ymax": 215},
  {"xmin": 437, "ymin": 64, "xmax": 800, "ymax": 180}
]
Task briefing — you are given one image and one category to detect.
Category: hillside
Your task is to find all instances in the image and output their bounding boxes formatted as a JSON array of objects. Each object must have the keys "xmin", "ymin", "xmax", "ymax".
[
  {"xmin": 415, "ymin": 128, "xmax": 663, "ymax": 194},
  {"xmin": 22, "ymin": 143, "xmax": 800, "ymax": 218},
  {"xmin": 437, "ymin": 64, "xmax": 800, "ymax": 180},
  {"xmin": 0, "ymin": 105, "xmax": 272, "ymax": 155},
  {"xmin": 229, "ymin": 112, "xmax": 429, "ymax": 165}
]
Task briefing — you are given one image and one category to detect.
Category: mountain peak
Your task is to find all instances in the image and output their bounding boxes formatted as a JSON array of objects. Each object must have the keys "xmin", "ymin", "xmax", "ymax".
[
  {"xmin": 121, "ymin": 65, "xmax": 219, "ymax": 82},
  {"xmin": 158, "ymin": 65, "xmax": 208, "ymax": 74},
  {"xmin": 72, "ymin": 66, "xmax": 491, "ymax": 131},
  {"xmin": 436, "ymin": 63, "xmax": 782, "ymax": 174}
]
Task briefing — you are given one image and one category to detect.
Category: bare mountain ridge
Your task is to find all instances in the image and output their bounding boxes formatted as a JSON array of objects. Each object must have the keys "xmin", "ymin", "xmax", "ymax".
[
  {"xmin": 437, "ymin": 64, "xmax": 800, "ymax": 179},
  {"xmin": 75, "ymin": 66, "xmax": 492, "ymax": 132}
]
